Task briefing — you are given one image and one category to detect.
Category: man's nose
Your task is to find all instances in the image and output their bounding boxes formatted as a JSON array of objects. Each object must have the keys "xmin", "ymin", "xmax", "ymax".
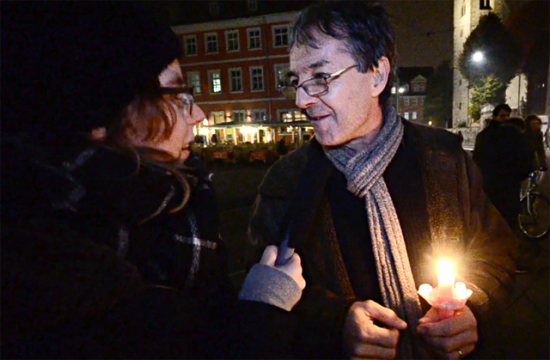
[{"xmin": 295, "ymin": 87, "xmax": 319, "ymax": 109}]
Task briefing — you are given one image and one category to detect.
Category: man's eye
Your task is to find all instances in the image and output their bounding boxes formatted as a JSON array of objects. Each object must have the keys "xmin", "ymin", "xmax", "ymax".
[
  {"xmin": 313, "ymin": 73, "xmax": 330, "ymax": 80},
  {"xmin": 289, "ymin": 78, "xmax": 299, "ymax": 87}
]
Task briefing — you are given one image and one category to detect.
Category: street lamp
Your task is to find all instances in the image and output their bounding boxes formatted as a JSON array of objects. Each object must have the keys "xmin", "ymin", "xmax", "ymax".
[{"xmin": 472, "ymin": 51, "xmax": 484, "ymax": 64}]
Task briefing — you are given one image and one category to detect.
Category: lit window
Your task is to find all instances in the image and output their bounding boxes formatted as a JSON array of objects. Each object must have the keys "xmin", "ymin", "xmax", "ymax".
[
  {"xmin": 279, "ymin": 109, "xmax": 306, "ymax": 123},
  {"xmin": 208, "ymin": 70, "xmax": 222, "ymax": 93},
  {"xmin": 412, "ymin": 111, "xmax": 417, "ymax": 120},
  {"xmin": 252, "ymin": 109, "xmax": 267, "ymax": 122},
  {"xmin": 247, "ymin": 28, "xmax": 261, "ymax": 50},
  {"xmin": 226, "ymin": 30, "xmax": 240, "ymax": 52},
  {"xmin": 186, "ymin": 71, "xmax": 201, "ymax": 94},
  {"xmin": 404, "ymin": 112, "xmax": 410, "ymax": 120},
  {"xmin": 273, "ymin": 25, "xmax": 290, "ymax": 48},
  {"xmin": 229, "ymin": 68, "xmax": 243, "ymax": 92},
  {"xmin": 184, "ymin": 35, "xmax": 197, "ymax": 56},
  {"xmin": 211, "ymin": 111, "xmax": 225, "ymax": 124},
  {"xmin": 232, "ymin": 110, "xmax": 246, "ymax": 123},
  {"xmin": 205, "ymin": 33, "xmax": 218, "ymax": 53},
  {"xmin": 247, "ymin": 0, "xmax": 258, "ymax": 12},
  {"xmin": 250, "ymin": 66, "xmax": 264, "ymax": 91}
]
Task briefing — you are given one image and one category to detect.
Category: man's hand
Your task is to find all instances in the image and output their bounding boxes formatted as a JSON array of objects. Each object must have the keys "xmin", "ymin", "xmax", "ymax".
[
  {"xmin": 343, "ymin": 300, "xmax": 407, "ymax": 359},
  {"xmin": 259, "ymin": 245, "xmax": 306, "ymax": 290},
  {"xmin": 417, "ymin": 305, "xmax": 478, "ymax": 359}
]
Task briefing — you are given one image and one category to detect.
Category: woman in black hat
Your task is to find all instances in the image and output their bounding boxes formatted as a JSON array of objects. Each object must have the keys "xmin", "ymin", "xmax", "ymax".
[{"xmin": 2, "ymin": 2, "xmax": 304, "ymax": 358}]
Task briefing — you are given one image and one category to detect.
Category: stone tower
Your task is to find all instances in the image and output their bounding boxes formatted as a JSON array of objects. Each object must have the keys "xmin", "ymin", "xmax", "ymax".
[{"xmin": 452, "ymin": 0, "xmax": 509, "ymax": 127}]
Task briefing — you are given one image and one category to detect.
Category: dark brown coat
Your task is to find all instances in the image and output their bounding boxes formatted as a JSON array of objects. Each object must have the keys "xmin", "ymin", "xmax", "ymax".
[{"xmin": 250, "ymin": 120, "xmax": 517, "ymax": 359}]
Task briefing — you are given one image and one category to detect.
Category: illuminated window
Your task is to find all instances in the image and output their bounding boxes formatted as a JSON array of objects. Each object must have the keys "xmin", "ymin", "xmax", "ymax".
[
  {"xmin": 279, "ymin": 109, "xmax": 306, "ymax": 122},
  {"xmin": 186, "ymin": 71, "xmax": 201, "ymax": 94},
  {"xmin": 211, "ymin": 111, "xmax": 225, "ymax": 124},
  {"xmin": 404, "ymin": 112, "xmax": 410, "ymax": 120},
  {"xmin": 412, "ymin": 111, "xmax": 417, "ymax": 120},
  {"xmin": 208, "ymin": 70, "xmax": 222, "ymax": 93}
]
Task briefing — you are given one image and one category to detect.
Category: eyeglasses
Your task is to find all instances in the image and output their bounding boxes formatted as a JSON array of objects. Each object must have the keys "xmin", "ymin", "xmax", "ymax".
[
  {"xmin": 159, "ymin": 86, "xmax": 195, "ymax": 116},
  {"xmin": 289, "ymin": 64, "xmax": 359, "ymax": 97}
]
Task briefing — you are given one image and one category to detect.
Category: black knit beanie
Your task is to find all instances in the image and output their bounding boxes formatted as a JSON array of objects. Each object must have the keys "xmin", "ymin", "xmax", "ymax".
[{"xmin": 1, "ymin": 1, "xmax": 182, "ymax": 137}]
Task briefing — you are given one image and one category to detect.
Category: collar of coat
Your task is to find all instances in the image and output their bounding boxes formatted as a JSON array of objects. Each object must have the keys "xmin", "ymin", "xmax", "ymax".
[{"xmin": 259, "ymin": 118, "xmax": 467, "ymax": 262}]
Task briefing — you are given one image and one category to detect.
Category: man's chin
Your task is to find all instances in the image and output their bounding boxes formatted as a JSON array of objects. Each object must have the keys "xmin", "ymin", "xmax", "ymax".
[{"xmin": 315, "ymin": 134, "xmax": 344, "ymax": 147}]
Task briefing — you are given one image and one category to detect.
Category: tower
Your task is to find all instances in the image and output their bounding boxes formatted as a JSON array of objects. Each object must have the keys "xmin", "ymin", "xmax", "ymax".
[{"xmin": 452, "ymin": 0, "xmax": 509, "ymax": 127}]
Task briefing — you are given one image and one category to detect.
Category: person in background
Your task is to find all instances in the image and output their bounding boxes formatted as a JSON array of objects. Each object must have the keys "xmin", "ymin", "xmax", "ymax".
[
  {"xmin": 249, "ymin": 2, "xmax": 516, "ymax": 359},
  {"xmin": 473, "ymin": 104, "xmax": 533, "ymax": 232},
  {"xmin": 524, "ymin": 115, "xmax": 548, "ymax": 171},
  {"xmin": 2, "ymin": 2, "xmax": 304, "ymax": 358},
  {"xmin": 508, "ymin": 117, "xmax": 525, "ymax": 132}
]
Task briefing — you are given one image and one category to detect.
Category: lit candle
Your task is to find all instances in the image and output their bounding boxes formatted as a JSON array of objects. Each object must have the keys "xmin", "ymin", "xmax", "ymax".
[{"xmin": 437, "ymin": 260, "xmax": 455, "ymax": 300}]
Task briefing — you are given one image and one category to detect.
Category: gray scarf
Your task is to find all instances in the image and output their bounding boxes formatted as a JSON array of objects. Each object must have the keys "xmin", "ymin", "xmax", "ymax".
[{"xmin": 324, "ymin": 108, "xmax": 422, "ymax": 359}]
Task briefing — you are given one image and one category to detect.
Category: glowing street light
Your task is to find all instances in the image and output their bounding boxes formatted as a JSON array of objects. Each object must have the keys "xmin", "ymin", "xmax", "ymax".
[{"xmin": 472, "ymin": 51, "xmax": 484, "ymax": 63}]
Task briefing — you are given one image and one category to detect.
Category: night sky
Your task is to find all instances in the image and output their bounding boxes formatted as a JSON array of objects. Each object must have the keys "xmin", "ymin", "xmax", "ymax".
[
  {"xmin": 381, "ymin": 0, "xmax": 454, "ymax": 68},
  {"xmin": 160, "ymin": 0, "xmax": 454, "ymax": 68}
]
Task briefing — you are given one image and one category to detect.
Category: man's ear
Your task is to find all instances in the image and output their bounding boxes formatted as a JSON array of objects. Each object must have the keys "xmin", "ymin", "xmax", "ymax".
[{"xmin": 371, "ymin": 57, "xmax": 390, "ymax": 98}]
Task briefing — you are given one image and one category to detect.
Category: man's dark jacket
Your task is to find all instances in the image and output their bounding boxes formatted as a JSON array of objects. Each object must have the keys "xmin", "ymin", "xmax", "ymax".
[{"xmin": 250, "ymin": 120, "xmax": 517, "ymax": 359}]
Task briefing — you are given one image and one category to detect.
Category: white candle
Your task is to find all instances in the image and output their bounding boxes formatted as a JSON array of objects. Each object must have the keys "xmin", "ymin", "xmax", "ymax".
[{"xmin": 437, "ymin": 260, "xmax": 455, "ymax": 300}]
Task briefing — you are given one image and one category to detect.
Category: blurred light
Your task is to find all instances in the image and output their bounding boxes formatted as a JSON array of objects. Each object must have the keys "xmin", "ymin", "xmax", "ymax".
[
  {"xmin": 472, "ymin": 51, "xmax": 484, "ymax": 63},
  {"xmin": 428, "ymin": 120, "xmax": 433, "ymax": 126},
  {"xmin": 203, "ymin": 119, "xmax": 208, "ymax": 126},
  {"xmin": 398, "ymin": 87, "xmax": 405, "ymax": 94}
]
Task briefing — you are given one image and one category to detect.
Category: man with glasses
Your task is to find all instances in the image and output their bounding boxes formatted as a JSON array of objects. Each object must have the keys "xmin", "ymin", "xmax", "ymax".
[{"xmin": 250, "ymin": 1, "xmax": 516, "ymax": 359}]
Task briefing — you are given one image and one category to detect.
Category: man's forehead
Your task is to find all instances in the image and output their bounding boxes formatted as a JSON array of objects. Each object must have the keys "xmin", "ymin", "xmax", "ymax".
[{"xmin": 289, "ymin": 39, "xmax": 349, "ymax": 73}]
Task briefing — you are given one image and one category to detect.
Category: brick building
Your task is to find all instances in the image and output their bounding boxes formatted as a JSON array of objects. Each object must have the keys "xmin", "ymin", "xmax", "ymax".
[{"xmin": 172, "ymin": 9, "xmax": 313, "ymax": 145}]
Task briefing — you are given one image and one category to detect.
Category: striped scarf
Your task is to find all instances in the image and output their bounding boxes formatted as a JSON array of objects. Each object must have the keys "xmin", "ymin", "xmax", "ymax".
[{"xmin": 324, "ymin": 108, "xmax": 423, "ymax": 359}]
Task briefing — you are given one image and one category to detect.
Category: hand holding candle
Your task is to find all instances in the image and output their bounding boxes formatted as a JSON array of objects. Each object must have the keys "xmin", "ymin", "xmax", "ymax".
[{"xmin": 417, "ymin": 259, "xmax": 473, "ymax": 320}]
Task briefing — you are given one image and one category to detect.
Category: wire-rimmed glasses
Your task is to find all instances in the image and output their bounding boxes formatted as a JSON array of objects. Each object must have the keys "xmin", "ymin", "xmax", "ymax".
[
  {"xmin": 159, "ymin": 86, "xmax": 194, "ymax": 115},
  {"xmin": 289, "ymin": 64, "xmax": 359, "ymax": 97}
]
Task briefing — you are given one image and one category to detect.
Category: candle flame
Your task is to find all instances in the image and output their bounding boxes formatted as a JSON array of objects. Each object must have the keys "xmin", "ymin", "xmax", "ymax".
[{"xmin": 438, "ymin": 259, "xmax": 453, "ymax": 276}]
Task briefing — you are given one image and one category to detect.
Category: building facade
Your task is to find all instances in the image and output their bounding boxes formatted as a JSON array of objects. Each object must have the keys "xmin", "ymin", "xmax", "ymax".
[
  {"xmin": 391, "ymin": 67, "xmax": 433, "ymax": 124},
  {"xmin": 452, "ymin": 0, "xmax": 510, "ymax": 128},
  {"xmin": 453, "ymin": 0, "xmax": 530, "ymax": 127},
  {"xmin": 172, "ymin": 12, "xmax": 312, "ymax": 145}
]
